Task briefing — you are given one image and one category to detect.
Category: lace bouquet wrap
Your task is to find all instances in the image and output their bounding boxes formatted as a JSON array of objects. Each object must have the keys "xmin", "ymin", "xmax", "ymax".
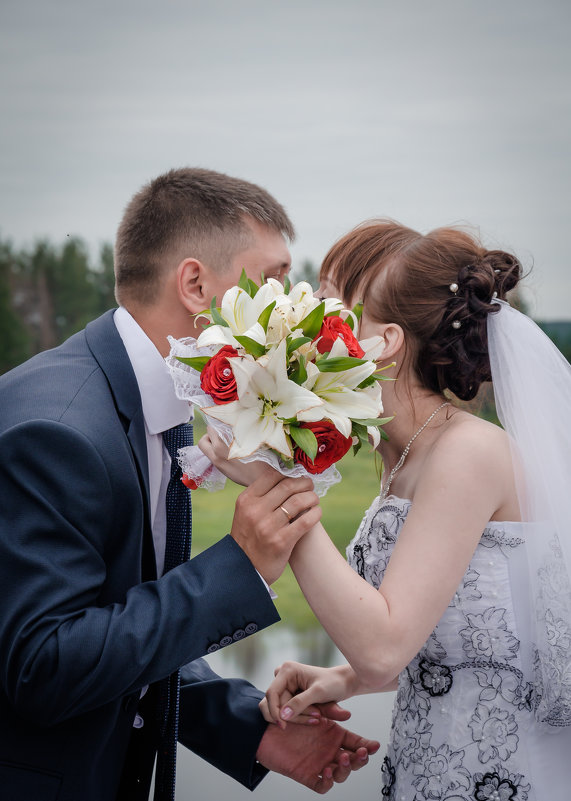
[{"xmin": 166, "ymin": 274, "xmax": 389, "ymax": 497}]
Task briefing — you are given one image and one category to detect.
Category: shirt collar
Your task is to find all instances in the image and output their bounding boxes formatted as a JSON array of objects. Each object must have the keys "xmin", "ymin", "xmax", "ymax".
[{"xmin": 114, "ymin": 307, "xmax": 191, "ymax": 435}]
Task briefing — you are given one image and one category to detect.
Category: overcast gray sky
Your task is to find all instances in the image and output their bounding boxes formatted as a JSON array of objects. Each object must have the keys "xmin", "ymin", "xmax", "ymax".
[{"xmin": 1, "ymin": 0, "xmax": 570, "ymax": 319}]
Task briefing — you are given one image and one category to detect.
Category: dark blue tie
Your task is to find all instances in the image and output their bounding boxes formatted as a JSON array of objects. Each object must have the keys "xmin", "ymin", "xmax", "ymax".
[{"xmin": 154, "ymin": 423, "xmax": 193, "ymax": 801}]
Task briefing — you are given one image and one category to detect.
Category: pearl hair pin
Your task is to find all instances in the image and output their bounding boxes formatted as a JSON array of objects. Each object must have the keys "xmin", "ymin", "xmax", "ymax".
[
  {"xmin": 452, "ymin": 320, "xmax": 462, "ymax": 329},
  {"xmin": 449, "ymin": 283, "xmax": 459, "ymax": 294}
]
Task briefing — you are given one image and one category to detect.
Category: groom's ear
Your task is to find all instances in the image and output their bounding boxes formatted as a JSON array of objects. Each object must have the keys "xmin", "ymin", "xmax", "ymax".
[
  {"xmin": 378, "ymin": 323, "xmax": 405, "ymax": 361},
  {"xmin": 177, "ymin": 258, "xmax": 209, "ymax": 313}
]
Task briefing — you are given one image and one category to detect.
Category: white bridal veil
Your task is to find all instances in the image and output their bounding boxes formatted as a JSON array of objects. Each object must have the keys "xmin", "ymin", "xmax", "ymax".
[{"xmin": 488, "ymin": 300, "xmax": 571, "ymax": 728}]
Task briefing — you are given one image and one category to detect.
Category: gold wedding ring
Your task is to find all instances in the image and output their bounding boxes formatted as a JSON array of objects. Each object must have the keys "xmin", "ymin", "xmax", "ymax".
[{"xmin": 279, "ymin": 504, "xmax": 292, "ymax": 522}]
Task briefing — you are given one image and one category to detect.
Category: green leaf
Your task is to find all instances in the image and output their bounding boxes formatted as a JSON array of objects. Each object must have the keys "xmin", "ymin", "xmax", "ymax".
[
  {"xmin": 351, "ymin": 418, "xmax": 391, "ymax": 450},
  {"xmin": 238, "ymin": 269, "xmax": 255, "ymax": 296},
  {"xmin": 248, "ymin": 278, "xmax": 260, "ymax": 296},
  {"xmin": 316, "ymin": 356, "xmax": 367, "ymax": 372},
  {"xmin": 287, "ymin": 335, "xmax": 312, "ymax": 356},
  {"xmin": 283, "ymin": 274, "xmax": 291, "ymax": 294},
  {"xmin": 344, "ymin": 313, "xmax": 355, "ymax": 330},
  {"xmin": 357, "ymin": 375, "xmax": 377, "ymax": 389},
  {"xmin": 234, "ymin": 335, "xmax": 266, "ymax": 358},
  {"xmin": 278, "ymin": 453, "xmax": 295, "ymax": 469},
  {"xmin": 176, "ymin": 356, "xmax": 210, "ymax": 372},
  {"xmin": 351, "ymin": 421, "xmax": 370, "ymax": 453},
  {"xmin": 257, "ymin": 300, "xmax": 276, "ymax": 333},
  {"xmin": 352, "ymin": 416, "xmax": 394, "ymax": 428},
  {"xmin": 289, "ymin": 354, "xmax": 308, "ymax": 385},
  {"xmin": 292, "ymin": 302, "xmax": 325, "ymax": 339},
  {"xmin": 351, "ymin": 301, "xmax": 363, "ymax": 321},
  {"xmin": 210, "ymin": 296, "xmax": 229, "ymax": 327},
  {"xmin": 289, "ymin": 425, "xmax": 318, "ymax": 461}
]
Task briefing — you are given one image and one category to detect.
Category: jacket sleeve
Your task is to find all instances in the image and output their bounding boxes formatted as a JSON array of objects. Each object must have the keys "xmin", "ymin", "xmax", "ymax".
[
  {"xmin": 0, "ymin": 420, "xmax": 280, "ymax": 726},
  {"xmin": 178, "ymin": 658, "xmax": 269, "ymax": 790}
]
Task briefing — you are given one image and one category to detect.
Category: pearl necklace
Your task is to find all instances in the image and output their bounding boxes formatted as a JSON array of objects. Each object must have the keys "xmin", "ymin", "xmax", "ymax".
[{"xmin": 379, "ymin": 400, "xmax": 450, "ymax": 503}]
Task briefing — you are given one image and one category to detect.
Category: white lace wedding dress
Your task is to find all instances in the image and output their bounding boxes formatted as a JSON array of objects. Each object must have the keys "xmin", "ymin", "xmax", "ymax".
[{"xmin": 346, "ymin": 494, "xmax": 571, "ymax": 801}]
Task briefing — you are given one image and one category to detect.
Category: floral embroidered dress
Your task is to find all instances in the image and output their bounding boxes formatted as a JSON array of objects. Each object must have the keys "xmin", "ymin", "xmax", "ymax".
[{"xmin": 346, "ymin": 495, "xmax": 571, "ymax": 801}]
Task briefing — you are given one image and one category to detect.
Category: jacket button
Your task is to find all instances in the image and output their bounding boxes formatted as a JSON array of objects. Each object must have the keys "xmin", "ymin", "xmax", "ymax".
[
  {"xmin": 245, "ymin": 622, "xmax": 258, "ymax": 634},
  {"xmin": 233, "ymin": 629, "xmax": 245, "ymax": 641},
  {"xmin": 220, "ymin": 635, "xmax": 233, "ymax": 647},
  {"xmin": 207, "ymin": 643, "xmax": 220, "ymax": 653}
]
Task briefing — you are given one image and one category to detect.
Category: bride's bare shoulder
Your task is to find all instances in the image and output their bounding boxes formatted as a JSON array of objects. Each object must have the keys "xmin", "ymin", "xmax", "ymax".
[
  {"xmin": 423, "ymin": 408, "xmax": 520, "ymax": 520},
  {"xmin": 431, "ymin": 408, "xmax": 512, "ymax": 473},
  {"xmin": 410, "ymin": 407, "xmax": 518, "ymax": 519}
]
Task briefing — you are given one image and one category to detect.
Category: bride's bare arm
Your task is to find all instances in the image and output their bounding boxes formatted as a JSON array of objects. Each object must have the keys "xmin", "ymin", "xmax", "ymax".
[{"xmin": 288, "ymin": 423, "xmax": 515, "ymax": 694}]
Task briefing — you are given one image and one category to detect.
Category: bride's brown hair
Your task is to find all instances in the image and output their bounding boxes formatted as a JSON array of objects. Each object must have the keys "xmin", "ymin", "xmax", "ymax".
[{"xmin": 320, "ymin": 220, "xmax": 522, "ymax": 401}]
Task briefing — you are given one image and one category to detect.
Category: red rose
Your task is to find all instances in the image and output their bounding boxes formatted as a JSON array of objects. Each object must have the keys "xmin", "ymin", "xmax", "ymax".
[
  {"xmin": 314, "ymin": 316, "xmax": 364, "ymax": 357},
  {"xmin": 293, "ymin": 421, "xmax": 353, "ymax": 474},
  {"xmin": 200, "ymin": 346, "xmax": 240, "ymax": 403},
  {"xmin": 181, "ymin": 473, "xmax": 199, "ymax": 490},
  {"xmin": 181, "ymin": 464, "xmax": 215, "ymax": 490}
]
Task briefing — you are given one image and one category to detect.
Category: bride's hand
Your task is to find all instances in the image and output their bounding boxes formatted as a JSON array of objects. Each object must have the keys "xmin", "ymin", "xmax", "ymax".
[
  {"xmin": 260, "ymin": 661, "xmax": 357, "ymax": 728},
  {"xmin": 198, "ymin": 426, "xmax": 276, "ymax": 486}
]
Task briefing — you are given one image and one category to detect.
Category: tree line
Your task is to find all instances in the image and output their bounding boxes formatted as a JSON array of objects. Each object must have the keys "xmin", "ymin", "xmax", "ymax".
[
  {"xmin": 0, "ymin": 236, "xmax": 115, "ymax": 374},
  {"xmin": 1, "ymin": 236, "xmax": 569, "ymax": 377}
]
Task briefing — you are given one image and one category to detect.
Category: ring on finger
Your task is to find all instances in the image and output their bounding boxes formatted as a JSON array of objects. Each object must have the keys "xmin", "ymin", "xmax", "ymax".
[{"xmin": 279, "ymin": 504, "xmax": 292, "ymax": 522}]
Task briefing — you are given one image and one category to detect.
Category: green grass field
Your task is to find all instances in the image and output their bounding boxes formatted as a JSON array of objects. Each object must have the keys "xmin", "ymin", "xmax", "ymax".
[{"xmin": 191, "ymin": 445, "xmax": 381, "ymax": 630}]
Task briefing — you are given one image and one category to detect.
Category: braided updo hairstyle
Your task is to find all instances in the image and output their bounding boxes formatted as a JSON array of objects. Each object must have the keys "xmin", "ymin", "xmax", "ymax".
[{"xmin": 320, "ymin": 220, "xmax": 522, "ymax": 401}]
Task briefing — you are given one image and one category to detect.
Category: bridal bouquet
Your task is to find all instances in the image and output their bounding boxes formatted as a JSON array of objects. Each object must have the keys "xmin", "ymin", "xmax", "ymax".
[{"xmin": 166, "ymin": 273, "xmax": 390, "ymax": 495}]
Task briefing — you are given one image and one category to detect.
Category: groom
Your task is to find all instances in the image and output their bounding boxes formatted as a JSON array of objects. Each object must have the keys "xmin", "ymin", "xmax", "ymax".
[{"xmin": 0, "ymin": 167, "xmax": 379, "ymax": 801}]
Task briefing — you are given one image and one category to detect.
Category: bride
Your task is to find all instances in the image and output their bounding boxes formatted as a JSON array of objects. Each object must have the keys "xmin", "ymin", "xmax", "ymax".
[{"xmin": 202, "ymin": 219, "xmax": 571, "ymax": 800}]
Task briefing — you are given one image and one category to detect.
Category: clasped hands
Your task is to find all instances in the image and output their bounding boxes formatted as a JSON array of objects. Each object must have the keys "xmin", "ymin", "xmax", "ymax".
[
  {"xmin": 199, "ymin": 430, "xmax": 381, "ymax": 791},
  {"xmin": 256, "ymin": 662, "xmax": 376, "ymax": 792}
]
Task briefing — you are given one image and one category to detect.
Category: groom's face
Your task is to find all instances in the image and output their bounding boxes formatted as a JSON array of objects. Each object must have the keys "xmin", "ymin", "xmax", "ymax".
[{"xmin": 207, "ymin": 217, "xmax": 291, "ymax": 304}]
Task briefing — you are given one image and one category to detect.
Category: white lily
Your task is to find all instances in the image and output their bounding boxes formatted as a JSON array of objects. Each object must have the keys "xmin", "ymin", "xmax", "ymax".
[
  {"xmin": 324, "ymin": 298, "xmax": 345, "ymax": 314},
  {"xmin": 327, "ymin": 337, "xmax": 349, "ymax": 358},
  {"xmin": 221, "ymin": 283, "xmax": 277, "ymax": 331},
  {"xmin": 361, "ymin": 383, "xmax": 385, "ymax": 448},
  {"xmin": 367, "ymin": 425, "xmax": 381, "ymax": 450},
  {"xmin": 203, "ymin": 339, "xmax": 324, "ymax": 459},
  {"xmin": 300, "ymin": 359, "xmax": 383, "ymax": 437},
  {"xmin": 265, "ymin": 283, "xmax": 316, "ymax": 344},
  {"xmin": 263, "ymin": 277, "xmax": 289, "ymax": 297},
  {"xmin": 266, "ymin": 286, "xmax": 344, "ymax": 346},
  {"xmin": 359, "ymin": 335, "xmax": 386, "ymax": 361},
  {"xmin": 265, "ymin": 300, "xmax": 299, "ymax": 345},
  {"xmin": 196, "ymin": 284, "xmax": 279, "ymax": 349}
]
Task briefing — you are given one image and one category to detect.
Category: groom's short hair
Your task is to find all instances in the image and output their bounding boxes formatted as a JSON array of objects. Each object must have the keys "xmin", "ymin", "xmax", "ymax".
[{"xmin": 114, "ymin": 167, "xmax": 295, "ymax": 305}]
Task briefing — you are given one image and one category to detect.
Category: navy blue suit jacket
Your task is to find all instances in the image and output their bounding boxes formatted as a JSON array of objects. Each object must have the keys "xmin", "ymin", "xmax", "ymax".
[{"xmin": 0, "ymin": 311, "xmax": 280, "ymax": 801}]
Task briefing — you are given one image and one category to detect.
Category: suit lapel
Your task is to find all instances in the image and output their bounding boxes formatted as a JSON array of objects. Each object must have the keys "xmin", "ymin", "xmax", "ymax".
[{"xmin": 85, "ymin": 311, "xmax": 156, "ymax": 580}]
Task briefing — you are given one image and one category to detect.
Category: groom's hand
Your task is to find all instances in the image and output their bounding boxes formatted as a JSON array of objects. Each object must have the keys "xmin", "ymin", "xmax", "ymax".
[
  {"xmin": 256, "ymin": 717, "xmax": 380, "ymax": 793},
  {"xmin": 230, "ymin": 472, "xmax": 321, "ymax": 585}
]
